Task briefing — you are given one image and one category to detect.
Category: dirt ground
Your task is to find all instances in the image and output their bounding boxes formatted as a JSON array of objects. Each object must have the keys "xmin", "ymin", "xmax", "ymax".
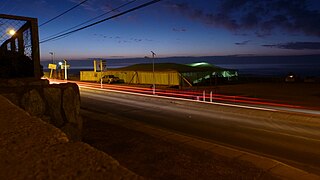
[{"xmin": 82, "ymin": 113, "xmax": 277, "ymax": 180}]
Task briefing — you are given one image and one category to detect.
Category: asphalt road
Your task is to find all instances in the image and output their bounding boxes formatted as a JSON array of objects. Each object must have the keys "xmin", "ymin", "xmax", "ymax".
[{"xmin": 80, "ymin": 88, "xmax": 320, "ymax": 175}]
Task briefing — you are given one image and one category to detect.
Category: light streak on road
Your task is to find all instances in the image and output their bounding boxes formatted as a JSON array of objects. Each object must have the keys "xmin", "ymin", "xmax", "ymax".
[
  {"xmin": 47, "ymin": 78, "xmax": 320, "ymax": 174},
  {"xmin": 80, "ymin": 88, "xmax": 320, "ymax": 174},
  {"xmin": 48, "ymin": 79, "xmax": 320, "ymax": 115}
]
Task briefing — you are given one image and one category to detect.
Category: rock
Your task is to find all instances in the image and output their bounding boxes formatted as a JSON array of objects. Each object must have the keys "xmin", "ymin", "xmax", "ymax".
[
  {"xmin": 62, "ymin": 86, "xmax": 80, "ymax": 126},
  {"xmin": 7, "ymin": 79, "xmax": 25, "ymax": 87},
  {"xmin": 62, "ymin": 85, "xmax": 82, "ymax": 141},
  {"xmin": 0, "ymin": 81, "xmax": 82, "ymax": 141},
  {"xmin": 21, "ymin": 89, "xmax": 46, "ymax": 116},
  {"xmin": 43, "ymin": 87, "xmax": 64, "ymax": 127},
  {"xmin": 28, "ymin": 79, "xmax": 49, "ymax": 86},
  {"xmin": 1, "ymin": 93, "xmax": 20, "ymax": 106},
  {"xmin": 61, "ymin": 123, "xmax": 82, "ymax": 142},
  {"xmin": 40, "ymin": 115, "xmax": 51, "ymax": 124}
]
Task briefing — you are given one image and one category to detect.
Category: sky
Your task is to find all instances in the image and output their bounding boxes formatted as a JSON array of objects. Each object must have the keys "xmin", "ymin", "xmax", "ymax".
[{"xmin": 1, "ymin": 0, "xmax": 320, "ymax": 61}]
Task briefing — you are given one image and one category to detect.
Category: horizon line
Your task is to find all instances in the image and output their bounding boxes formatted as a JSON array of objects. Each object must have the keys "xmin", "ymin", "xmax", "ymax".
[{"xmin": 40, "ymin": 54, "xmax": 320, "ymax": 61}]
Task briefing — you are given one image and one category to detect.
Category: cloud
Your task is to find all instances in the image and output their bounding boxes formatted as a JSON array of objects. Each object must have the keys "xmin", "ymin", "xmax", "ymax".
[
  {"xmin": 94, "ymin": 34, "xmax": 152, "ymax": 43},
  {"xmin": 35, "ymin": 0, "xmax": 47, "ymax": 5},
  {"xmin": 134, "ymin": 39, "xmax": 142, "ymax": 42},
  {"xmin": 144, "ymin": 38, "xmax": 153, "ymax": 42},
  {"xmin": 68, "ymin": 0, "xmax": 122, "ymax": 12},
  {"xmin": 262, "ymin": 42, "xmax": 320, "ymax": 50},
  {"xmin": 166, "ymin": 0, "xmax": 320, "ymax": 37},
  {"xmin": 235, "ymin": 40, "xmax": 250, "ymax": 45},
  {"xmin": 93, "ymin": 34, "xmax": 110, "ymax": 39},
  {"xmin": 68, "ymin": 0, "xmax": 95, "ymax": 11},
  {"xmin": 172, "ymin": 27, "xmax": 187, "ymax": 32}
]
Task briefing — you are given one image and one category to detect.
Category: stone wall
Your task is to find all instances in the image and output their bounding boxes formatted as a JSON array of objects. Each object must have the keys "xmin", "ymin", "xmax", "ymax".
[{"xmin": 0, "ymin": 78, "xmax": 82, "ymax": 141}]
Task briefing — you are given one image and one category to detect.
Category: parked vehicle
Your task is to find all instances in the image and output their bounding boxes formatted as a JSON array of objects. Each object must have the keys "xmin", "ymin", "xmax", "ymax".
[{"xmin": 101, "ymin": 75, "xmax": 120, "ymax": 84}]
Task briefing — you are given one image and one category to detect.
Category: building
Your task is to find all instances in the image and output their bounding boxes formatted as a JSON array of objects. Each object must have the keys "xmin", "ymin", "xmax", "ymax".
[{"xmin": 80, "ymin": 62, "xmax": 238, "ymax": 87}]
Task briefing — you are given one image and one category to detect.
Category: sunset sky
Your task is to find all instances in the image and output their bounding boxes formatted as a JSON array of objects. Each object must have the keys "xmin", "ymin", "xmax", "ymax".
[{"xmin": 1, "ymin": 0, "xmax": 320, "ymax": 60}]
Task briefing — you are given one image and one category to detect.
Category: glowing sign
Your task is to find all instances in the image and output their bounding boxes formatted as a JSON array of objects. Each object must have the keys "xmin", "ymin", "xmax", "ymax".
[{"xmin": 48, "ymin": 63, "xmax": 57, "ymax": 70}]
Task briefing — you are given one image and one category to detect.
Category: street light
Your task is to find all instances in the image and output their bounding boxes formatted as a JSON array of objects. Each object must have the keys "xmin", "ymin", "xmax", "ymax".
[
  {"xmin": 8, "ymin": 29, "xmax": 16, "ymax": 36},
  {"xmin": 151, "ymin": 51, "xmax": 156, "ymax": 95},
  {"xmin": 0, "ymin": 28, "xmax": 16, "ymax": 40},
  {"xmin": 58, "ymin": 61, "xmax": 68, "ymax": 80},
  {"xmin": 49, "ymin": 52, "xmax": 54, "ymax": 64}
]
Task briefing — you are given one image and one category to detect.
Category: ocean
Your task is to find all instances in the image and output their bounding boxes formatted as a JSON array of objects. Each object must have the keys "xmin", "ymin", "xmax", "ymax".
[{"xmin": 41, "ymin": 55, "xmax": 320, "ymax": 77}]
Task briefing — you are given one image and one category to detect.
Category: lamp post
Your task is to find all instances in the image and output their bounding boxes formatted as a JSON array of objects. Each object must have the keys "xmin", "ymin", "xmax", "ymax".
[
  {"xmin": 151, "ymin": 51, "xmax": 156, "ymax": 95},
  {"xmin": 58, "ymin": 61, "xmax": 68, "ymax": 80},
  {"xmin": 49, "ymin": 52, "xmax": 54, "ymax": 64},
  {"xmin": 64, "ymin": 59, "xmax": 67, "ymax": 80},
  {"xmin": 58, "ymin": 62, "xmax": 63, "ymax": 79}
]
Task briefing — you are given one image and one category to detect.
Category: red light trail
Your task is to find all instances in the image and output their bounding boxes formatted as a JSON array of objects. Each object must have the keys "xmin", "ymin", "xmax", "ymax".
[{"xmin": 48, "ymin": 79, "xmax": 320, "ymax": 113}]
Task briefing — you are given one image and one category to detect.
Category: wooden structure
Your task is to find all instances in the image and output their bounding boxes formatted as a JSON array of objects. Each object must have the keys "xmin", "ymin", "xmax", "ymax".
[{"xmin": 0, "ymin": 14, "xmax": 41, "ymax": 78}]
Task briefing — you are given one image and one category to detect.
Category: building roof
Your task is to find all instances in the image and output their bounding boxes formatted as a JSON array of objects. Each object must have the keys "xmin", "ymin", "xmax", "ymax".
[{"xmin": 110, "ymin": 62, "xmax": 235, "ymax": 73}]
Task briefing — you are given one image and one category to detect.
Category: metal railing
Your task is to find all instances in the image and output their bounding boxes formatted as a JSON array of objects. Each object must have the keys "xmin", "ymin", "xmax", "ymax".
[{"xmin": 0, "ymin": 14, "xmax": 41, "ymax": 78}]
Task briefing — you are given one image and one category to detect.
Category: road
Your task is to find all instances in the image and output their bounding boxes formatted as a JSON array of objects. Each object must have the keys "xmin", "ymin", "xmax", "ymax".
[{"xmin": 79, "ymin": 87, "xmax": 320, "ymax": 175}]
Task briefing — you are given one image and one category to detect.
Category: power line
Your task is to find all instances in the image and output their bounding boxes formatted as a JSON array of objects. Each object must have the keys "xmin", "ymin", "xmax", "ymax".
[
  {"xmin": 40, "ymin": 0, "xmax": 162, "ymax": 44},
  {"xmin": 42, "ymin": 0, "xmax": 138, "ymax": 41},
  {"xmin": 39, "ymin": 0, "xmax": 89, "ymax": 27}
]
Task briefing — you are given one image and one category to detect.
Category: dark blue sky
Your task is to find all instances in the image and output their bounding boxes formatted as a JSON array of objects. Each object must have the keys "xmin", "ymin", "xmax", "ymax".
[{"xmin": 1, "ymin": 0, "xmax": 320, "ymax": 60}]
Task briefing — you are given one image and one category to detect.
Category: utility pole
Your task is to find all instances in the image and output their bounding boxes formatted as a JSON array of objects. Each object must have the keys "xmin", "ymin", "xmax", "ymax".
[
  {"xmin": 49, "ymin": 52, "xmax": 55, "ymax": 78},
  {"xmin": 151, "ymin": 51, "xmax": 156, "ymax": 95}
]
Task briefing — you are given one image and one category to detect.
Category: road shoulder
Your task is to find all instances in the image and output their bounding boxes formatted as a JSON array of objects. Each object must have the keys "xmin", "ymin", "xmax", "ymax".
[{"xmin": 81, "ymin": 108, "xmax": 319, "ymax": 179}]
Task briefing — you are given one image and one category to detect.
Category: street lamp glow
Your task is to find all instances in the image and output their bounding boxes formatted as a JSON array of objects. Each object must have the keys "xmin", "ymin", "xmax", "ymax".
[
  {"xmin": 58, "ymin": 62, "xmax": 63, "ymax": 66},
  {"xmin": 8, "ymin": 29, "xmax": 16, "ymax": 36}
]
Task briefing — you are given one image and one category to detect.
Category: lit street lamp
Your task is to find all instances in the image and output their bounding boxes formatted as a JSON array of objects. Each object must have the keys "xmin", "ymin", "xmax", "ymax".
[
  {"xmin": 0, "ymin": 28, "xmax": 16, "ymax": 40},
  {"xmin": 8, "ymin": 29, "xmax": 16, "ymax": 36},
  {"xmin": 58, "ymin": 60, "xmax": 68, "ymax": 80}
]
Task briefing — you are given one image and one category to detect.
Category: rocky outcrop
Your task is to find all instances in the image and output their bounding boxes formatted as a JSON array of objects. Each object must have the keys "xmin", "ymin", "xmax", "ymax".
[
  {"xmin": 0, "ymin": 78, "xmax": 82, "ymax": 141},
  {"xmin": 21, "ymin": 89, "xmax": 46, "ymax": 116},
  {"xmin": 0, "ymin": 95, "xmax": 141, "ymax": 179}
]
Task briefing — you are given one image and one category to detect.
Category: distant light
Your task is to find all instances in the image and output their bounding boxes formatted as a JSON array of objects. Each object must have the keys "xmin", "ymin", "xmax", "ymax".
[
  {"xmin": 8, "ymin": 29, "xmax": 16, "ymax": 36},
  {"xmin": 58, "ymin": 62, "xmax": 63, "ymax": 65},
  {"xmin": 189, "ymin": 62, "xmax": 208, "ymax": 67},
  {"xmin": 289, "ymin": 75, "xmax": 294, "ymax": 78}
]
